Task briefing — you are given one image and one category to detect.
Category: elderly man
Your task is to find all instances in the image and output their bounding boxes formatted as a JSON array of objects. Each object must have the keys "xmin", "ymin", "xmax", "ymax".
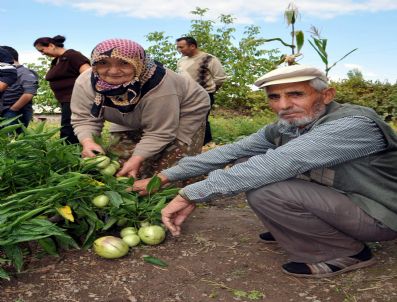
[{"xmin": 133, "ymin": 65, "xmax": 397, "ymax": 278}]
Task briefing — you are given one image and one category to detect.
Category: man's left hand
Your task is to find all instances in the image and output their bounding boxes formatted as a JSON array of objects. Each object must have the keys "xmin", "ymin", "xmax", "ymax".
[{"xmin": 161, "ymin": 195, "xmax": 195, "ymax": 236}]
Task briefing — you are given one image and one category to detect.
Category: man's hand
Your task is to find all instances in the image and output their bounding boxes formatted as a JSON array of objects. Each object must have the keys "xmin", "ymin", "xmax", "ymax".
[
  {"xmin": 117, "ymin": 155, "xmax": 145, "ymax": 178},
  {"xmin": 81, "ymin": 138, "xmax": 105, "ymax": 158},
  {"xmin": 133, "ymin": 173, "xmax": 169, "ymax": 196},
  {"xmin": 161, "ymin": 195, "xmax": 195, "ymax": 236}
]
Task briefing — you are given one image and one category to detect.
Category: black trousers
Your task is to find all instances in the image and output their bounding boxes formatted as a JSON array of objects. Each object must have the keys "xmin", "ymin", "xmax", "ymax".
[
  {"xmin": 60, "ymin": 102, "xmax": 79, "ymax": 144},
  {"xmin": 204, "ymin": 93, "xmax": 215, "ymax": 145}
]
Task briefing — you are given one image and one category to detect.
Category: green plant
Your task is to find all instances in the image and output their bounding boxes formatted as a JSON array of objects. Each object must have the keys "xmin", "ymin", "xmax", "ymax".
[
  {"xmin": 263, "ymin": 2, "xmax": 304, "ymax": 66},
  {"xmin": 211, "ymin": 111, "xmax": 276, "ymax": 144},
  {"xmin": 331, "ymin": 76, "xmax": 397, "ymax": 123},
  {"xmin": 0, "ymin": 120, "xmax": 178, "ymax": 280},
  {"xmin": 308, "ymin": 26, "xmax": 358, "ymax": 76},
  {"xmin": 27, "ymin": 57, "xmax": 58, "ymax": 110}
]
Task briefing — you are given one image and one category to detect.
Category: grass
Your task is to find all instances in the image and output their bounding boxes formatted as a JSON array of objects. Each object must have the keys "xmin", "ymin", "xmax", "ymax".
[
  {"xmin": 210, "ymin": 111, "xmax": 276, "ymax": 144},
  {"xmin": 32, "ymin": 113, "xmax": 276, "ymax": 146}
]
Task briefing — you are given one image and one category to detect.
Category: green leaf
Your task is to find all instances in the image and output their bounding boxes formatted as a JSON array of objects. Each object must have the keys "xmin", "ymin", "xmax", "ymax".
[
  {"xmin": 37, "ymin": 237, "xmax": 58, "ymax": 256},
  {"xmin": 105, "ymin": 191, "xmax": 123, "ymax": 208},
  {"xmin": 2, "ymin": 244, "xmax": 24, "ymax": 272},
  {"xmin": 263, "ymin": 38, "xmax": 295, "ymax": 49},
  {"xmin": 0, "ymin": 267, "xmax": 10, "ymax": 280},
  {"xmin": 143, "ymin": 255, "xmax": 168, "ymax": 267},
  {"xmin": 102, "ymin": 216, "xmax": 118, "ymax": 231},
  {"xmin": 327, "ymin": 48, "xmax": 358, "ymax": 73},
  {"xmin": 308, "ymin": 40, "xmax": 328, "ymax": 65},
  {"xmin": 295, "ymin": 31, "xmax": 304, "ymax": 53},
  {"xmin": 146, "ymin": 176, "xmax": 162, "ymax": 195}
]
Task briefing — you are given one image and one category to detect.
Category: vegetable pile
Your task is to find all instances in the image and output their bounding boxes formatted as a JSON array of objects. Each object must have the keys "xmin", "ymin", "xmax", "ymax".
[{"xmin": 0, "ymin": 119, "xmax": 178, "ymax": 280}]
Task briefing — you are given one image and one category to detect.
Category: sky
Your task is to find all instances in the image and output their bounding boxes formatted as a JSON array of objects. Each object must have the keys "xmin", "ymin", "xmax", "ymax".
[{"xmin": 1, "ymin": 0, "xmax": 397, "ymax": 83}]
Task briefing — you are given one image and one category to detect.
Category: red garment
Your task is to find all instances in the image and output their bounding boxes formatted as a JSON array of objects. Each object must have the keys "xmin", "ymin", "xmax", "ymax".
[{"xmin": 45, "ymin": 49, "xmax": 90, "ymax": 103}]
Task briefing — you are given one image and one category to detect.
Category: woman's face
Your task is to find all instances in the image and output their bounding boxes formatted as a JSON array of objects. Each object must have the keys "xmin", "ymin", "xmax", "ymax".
[
  {"xmin": 94, "ymin": 57, "xmax": 135, "ymax": 85},
  {"xmin": 35, "ymin": 43, "xmax": 57, "ymax": 57}
]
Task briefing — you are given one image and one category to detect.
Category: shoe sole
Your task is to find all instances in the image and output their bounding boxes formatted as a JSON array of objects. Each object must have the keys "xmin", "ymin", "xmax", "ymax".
[{"xmin": 281, "ymin": 257, "xmax": 376, "ymax": 278}]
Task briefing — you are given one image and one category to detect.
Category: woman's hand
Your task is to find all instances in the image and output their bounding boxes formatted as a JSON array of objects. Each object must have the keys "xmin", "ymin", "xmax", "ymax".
[
  {"xmin": 161, "ymin": 195, "xmax": 195, "ymax": 236},
  {"xmin": 117, "ymin": 155, "xmax": 145, "ymax": 178},
  {"xmin": 81, "ymin": 138, "xmax": 105, "ymax": 158}
]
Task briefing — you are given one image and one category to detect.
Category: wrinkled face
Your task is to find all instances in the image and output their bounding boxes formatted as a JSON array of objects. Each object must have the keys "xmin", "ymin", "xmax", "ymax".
[
  {"xmin": 176, "ymin": 40, "xmax": 196, "ymax": 57},
  {"xmin": 35, "ymin": 43, "xmax": 56, "ymax": 57},
  {"xmin": 266, "ymin": 81, "xmax": 335, "ymax": 127},
  {"xmin": 94, "ymin": 57, "xmax": 135, "ymax": 85}
]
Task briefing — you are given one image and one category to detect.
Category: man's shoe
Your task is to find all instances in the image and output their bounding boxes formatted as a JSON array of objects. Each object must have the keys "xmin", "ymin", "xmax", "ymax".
[
  {"xmin": 259, "ymin": 232, "xmax": 276, "ymax": 243},
  {"xmin": 282, "ymin": 244, "xmax": 375, "ymax": 278}
]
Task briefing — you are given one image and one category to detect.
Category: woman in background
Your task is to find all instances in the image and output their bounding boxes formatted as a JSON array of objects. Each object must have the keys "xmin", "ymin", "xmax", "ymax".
[{"xmin": 34, "ymin": 35, "xmax": 90, "ymax": 144}]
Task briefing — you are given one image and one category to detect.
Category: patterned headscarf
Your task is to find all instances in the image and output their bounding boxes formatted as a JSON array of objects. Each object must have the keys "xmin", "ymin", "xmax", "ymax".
[{"xmin": 90, "ymin": 39, "xmax": 160, "ymax": 116}]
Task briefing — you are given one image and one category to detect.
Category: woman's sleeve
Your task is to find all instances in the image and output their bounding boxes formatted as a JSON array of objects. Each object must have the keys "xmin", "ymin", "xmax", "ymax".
[
  {"xmin": 132, "ymin": 94, "xmax": 180, "ymax": 158},
  {"xmin": 70, "ymin": 70, "xmax": 104, "ymax": 142}
]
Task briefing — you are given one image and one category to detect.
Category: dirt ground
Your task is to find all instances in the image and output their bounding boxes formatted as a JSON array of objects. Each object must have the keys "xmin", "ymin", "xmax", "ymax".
[{"xmin": 1, "ymin": 193, "xmax": 397, "ymax": 302}]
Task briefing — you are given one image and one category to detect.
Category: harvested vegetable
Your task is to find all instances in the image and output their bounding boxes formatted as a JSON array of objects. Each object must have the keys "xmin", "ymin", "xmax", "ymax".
[
  {"xmin": 93, "ymin": 236, "xmax": 129, "ymax": 259},
  {"xmin": 122, "ymin": 234, "xmax": 141, "ymax": 247},
  {"xmin": 120, "ymin": 227, "xmax": 138, "ymax": 238},
  {"xmin": 138, "ymin": 225, "xmax": 166, "ymax": 245},
  {"xmin": 92, "ymin": 195, "xmax": 110, "ymax": 208}
]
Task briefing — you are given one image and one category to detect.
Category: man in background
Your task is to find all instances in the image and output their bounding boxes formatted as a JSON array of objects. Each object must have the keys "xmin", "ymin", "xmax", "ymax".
[
  {"xmin": 176, "ymin": 37, "xmax": 226, "ymax": 145},
  {"xmin": 1, "ymin": 46, "xmax": 38, "ymax": 130},
  {"xmin": 0, "ymin": 47, "xmax": 17, "ymax": 99}
]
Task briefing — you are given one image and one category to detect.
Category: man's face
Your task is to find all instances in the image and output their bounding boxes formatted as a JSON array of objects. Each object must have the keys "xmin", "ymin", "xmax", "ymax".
[
  {"xmin": 266, "ymin": 81, "xmax": 335, "ymax": 127},
  {"xmin": 176, "ymin": 40, "xmax": 196, "ymax": 57}
]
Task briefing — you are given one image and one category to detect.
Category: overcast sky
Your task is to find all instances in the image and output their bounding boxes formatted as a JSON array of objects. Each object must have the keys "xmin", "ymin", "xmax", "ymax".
[{"xmin": 1, "ymin": 0, "xmax": 397, "ymax": 82}]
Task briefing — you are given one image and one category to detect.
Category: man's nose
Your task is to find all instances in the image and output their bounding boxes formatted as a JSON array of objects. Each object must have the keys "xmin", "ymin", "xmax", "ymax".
[{"xmin": 278, "ymin": 95, "xmax": 293, "ymax": 109}]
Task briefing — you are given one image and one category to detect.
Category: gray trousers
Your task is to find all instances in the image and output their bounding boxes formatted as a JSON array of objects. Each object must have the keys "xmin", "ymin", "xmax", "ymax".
[{"xmin": 246, "ymin": 179, "xmax": 397, "ymax": 263}]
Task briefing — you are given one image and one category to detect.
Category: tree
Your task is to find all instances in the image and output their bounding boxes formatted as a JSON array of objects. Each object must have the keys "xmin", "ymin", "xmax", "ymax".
[
  {"xmin": 27, "ymin": 57, "xmax": 58, "ymax": 110},
  {"xmin": 145, "ymin": 7, "xmax": 279, "ymax": 111}
]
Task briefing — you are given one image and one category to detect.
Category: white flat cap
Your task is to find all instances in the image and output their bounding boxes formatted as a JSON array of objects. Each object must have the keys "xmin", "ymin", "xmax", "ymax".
[{"xmin": 254, "ymin": 65, "xmax": 328, "ymax": 88}]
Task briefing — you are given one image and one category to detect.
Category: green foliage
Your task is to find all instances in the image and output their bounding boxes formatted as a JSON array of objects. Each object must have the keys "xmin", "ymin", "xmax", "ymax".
[
  {"xmin": 0, "ymin": 120, "xmax": 178, "ymax": 280},
  {"xmin": 27, "ymin": 57, "xmax": 58, "ymax": 108},
  {"xmin": 145, "ymin": 31, "xmax": 178, "ymax": 70},
  {"xmin": 145, "ymin": 7, "xmax": 279, "ymax": 111},
  {"xmin": 211, "ymin": 111, "xmax": 276, "ymax": 144},
  {"xmin": 331, "ymin": 76, "xmax": 397, "ymax": 122}
]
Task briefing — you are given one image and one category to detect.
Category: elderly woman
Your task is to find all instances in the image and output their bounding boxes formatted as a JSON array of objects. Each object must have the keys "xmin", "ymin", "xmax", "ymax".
[{"xmin": 71, "ymin": 39, "xmax": 210, "ymax": 179}]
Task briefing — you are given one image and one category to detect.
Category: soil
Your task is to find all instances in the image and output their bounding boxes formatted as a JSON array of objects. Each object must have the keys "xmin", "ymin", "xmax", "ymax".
[{"xmin": 1, "ymin": 194, "xmax": 397, "ymax": 302}]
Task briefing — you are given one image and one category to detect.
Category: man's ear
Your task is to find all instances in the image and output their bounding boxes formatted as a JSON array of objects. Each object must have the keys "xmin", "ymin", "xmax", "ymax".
[{"xmin": 323, "ymin": 87, "xmax": 336, "ymax": 104}]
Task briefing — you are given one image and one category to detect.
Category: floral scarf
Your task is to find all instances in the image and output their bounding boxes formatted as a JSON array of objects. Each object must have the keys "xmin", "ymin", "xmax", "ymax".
[{"xmin": 90, "ymin": 39, "xmax": 165, "ymax": 117}]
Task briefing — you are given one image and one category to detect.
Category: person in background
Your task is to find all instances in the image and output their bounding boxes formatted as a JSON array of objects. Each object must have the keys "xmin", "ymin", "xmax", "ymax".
[
  {"xmin": 176, "ymin": 37, "xmax": 226, "ymax": 145},
  {"xmin": 0, "ymin": 46, "xmax": 39, "ymax": 131},
  {"xmin": 33, "ymin": 35, "xmax": 90, "ymax": 144},
  {"xmin": 133, "ymin": 64, "xmax": 397, "ymax": 278},
  {"xmin": 71, "ymin": 39, "xmax": 210, "ymax": 179},
  {"xmin": 0, "ymin": 47, "xmax": 17, "ymax": 99}
]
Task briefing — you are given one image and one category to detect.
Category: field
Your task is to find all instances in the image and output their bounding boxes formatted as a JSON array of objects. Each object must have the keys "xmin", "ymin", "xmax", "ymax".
[{"xmin": 1, "ymin": 194, "xmax": 397, "ymax": 302}]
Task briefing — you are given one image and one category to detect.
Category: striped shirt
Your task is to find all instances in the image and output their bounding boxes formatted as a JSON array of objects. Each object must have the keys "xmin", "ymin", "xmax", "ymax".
[{"xmin": 162, "ymin": 116, "xmax": 387, "ymax": 202}]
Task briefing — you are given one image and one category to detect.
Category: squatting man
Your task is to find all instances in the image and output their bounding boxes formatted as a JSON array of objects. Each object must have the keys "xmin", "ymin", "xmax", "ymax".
[{"xmin": 133, "ymin": 64, "xmax": 397, "ymax": 278}]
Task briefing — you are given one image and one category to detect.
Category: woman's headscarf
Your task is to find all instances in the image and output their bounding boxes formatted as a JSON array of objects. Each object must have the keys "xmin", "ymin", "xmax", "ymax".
[{"xmin": 90, "ymin": 39, "xmax": 165, "ymax": 117}]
